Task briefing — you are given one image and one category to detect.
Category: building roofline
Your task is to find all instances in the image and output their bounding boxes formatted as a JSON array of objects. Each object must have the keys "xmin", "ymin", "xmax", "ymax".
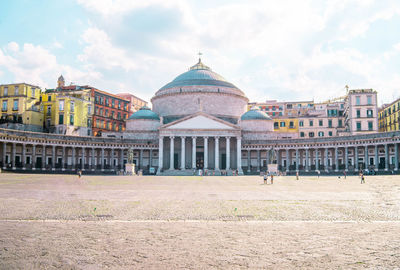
[
  {"xmin": 116, "ymin": 93, "xmax": 148, "ymax": 103},
  {"xmin": 0, "ymin": 83, "xmax": 42, "ymax": 89}
]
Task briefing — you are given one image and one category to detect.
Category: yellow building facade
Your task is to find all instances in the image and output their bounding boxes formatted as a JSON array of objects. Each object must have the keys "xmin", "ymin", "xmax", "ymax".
[
  {"xmin": 379, "ymin": 99, "xmax": 400, "ymax": 132},
  {"xmin": 273, "ymin": 118, "xmax": 299, "ymax": 133},
  {"xmin": 41, "ymin": 91, "xmax": 93, "ymax": 136},
  {"xmin": 0, "ymin": 83, "xmax": 43, "ymax": 132}
]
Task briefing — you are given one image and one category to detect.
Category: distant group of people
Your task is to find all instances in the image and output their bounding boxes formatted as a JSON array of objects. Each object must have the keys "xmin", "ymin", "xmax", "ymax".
[{"xmin": 263, "ymin": 173, "xmax": 274, "ymax": 184}]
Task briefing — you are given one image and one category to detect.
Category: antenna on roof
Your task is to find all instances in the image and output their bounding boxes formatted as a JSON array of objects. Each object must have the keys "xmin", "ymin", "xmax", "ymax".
[
  {"xmin": 345, "ymin": 85, "xmax": 349, "ymax": 93},
  {"xmin": 198, "ymin": 51, "xmax": 202, "ymax": 62}
]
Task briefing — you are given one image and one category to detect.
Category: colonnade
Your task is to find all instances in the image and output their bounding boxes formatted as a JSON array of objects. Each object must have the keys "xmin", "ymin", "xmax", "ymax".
[
  {"xmin": 158, "ymin": 135, "xmax": 242, "ymax": 172},
  {"xmin": 0, "ymin": 142, "xmax": 156, "ymax": 172},
  {"xmin": 244, "ymin": 143, "xmax": 400, "ymax": 173}
]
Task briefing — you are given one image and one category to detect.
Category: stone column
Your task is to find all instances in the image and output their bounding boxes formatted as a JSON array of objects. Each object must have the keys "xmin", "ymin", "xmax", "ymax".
[
  {"xmin": 92, "ymin": 148, "xmax": 95, "ymax": 171},
  {"xmin": 365, "ymin": 145, "xmax": 368, "ymax": 170},
  {"xmin": 305, "ymin": 148, "xmax": 309, "ymax": 172},
  {"xmin": 52, "ymin": 145, "xmax": 56, "ymax": 170},
  {"xmin": 385, "ymin": 144, "xmax": 389, "ymax": 171},
  {"xmin": 22, "ymin": 144, "xmax": 26, "ymax": 170},
  {"xmin": 169, "ymin": 136, "xmax": 174, "ymax": 170},
  {"xmin": 192, "ymin": 137, "xmax": 196, "ymax": 169},
  {"xmin": 139, "ymin": 149, "xmax": 143, "ymax": 170},
  {"xmin": 2, "ymin": 142, "xmax": 6, "ymax": 169},
  {"xmin": 296, "ymin": 149, "xmax": 299, "ymax": 172},
  {"xmin": 226, "ymin": 137, "xmax": 230, "ymax": 171},
  {"xmin": 62, "ymin": 146, "xmax": 66, "ymax": 171},
  {"xmin": 334, "ymin": 147, "xmax": 338, "ymax": 172},
  {"xmin": 354, "ymin": 146, "xmax": 359, "ymax": 172},
  {"xmin": 72, "ymin": 147, "xmax": 76, "ymax": 170},
  {"xmin": 120, "ymin": 149, "xmax": 124, "ymax": 171},
  {"xmin": 237, "ymin": 137, "xmax": 243, "ymax": 175},
  {"xmin": 42, "ymin": 145, "xmax": 46, "ymax": 170},
  {"xmin": 158, "ymin": 137, "xmax": 163, "ymax": 173},
  {"xmin": 345, "ymin": 146, "xmax": 348, "ymax": 171},
  {"xmin": 324, "ymin": 148, "xmax": 329, "ymax": 172},
  {"xmin": 181, "ymin": 137, "xmax": 186, "ymax": 170},
  {"xmin": 315, "ymin": 148, "xmax": 319, "ymax": 171},
  {"xmin": 32, "ymin": 145, "xmax": 36, "ymax": 170},
  {"xmin": 204, "ymin": 137, "xmax": 208, "ymax": 169},
  {"xmin": 82, "ymin": 147, "xmax": 86, "ymax": 171},
  {"xmin": 374, "ymin": 145, "xmax": 378, "ymax": 171},
  {"xmin": 149, "ymin": 149, "xmax": 153, "ymax": 170},
  {"xmin": 247, "ymin": 149, "xmax": 251, "ymax": 173},
  {"xmin": 257, "ymin": 149, "xmax": 260, "ymax": 172},
  {"xmin": 101, "ymin": 148, "xmax": 104, "ymax": 171},
  {"xmin": 286, "ymin": 149, "xmax": 289, "ymax": 172},
  {"xmin": 11, "ymin": 143, "xmax": 16, "ymax": 170},
  {"xmin": 215, "ymin": 137, "xmax": 220, "ymax": 170},
  {"xmin": 395, "ymin": 143, "xmax": 399, "ymax": 171}
]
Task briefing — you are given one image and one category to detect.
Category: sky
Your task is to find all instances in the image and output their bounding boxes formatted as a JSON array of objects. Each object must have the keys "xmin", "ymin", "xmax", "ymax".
[{"xmin": 0, "ymin": 0, "xmax": 400, "ymax": 105}]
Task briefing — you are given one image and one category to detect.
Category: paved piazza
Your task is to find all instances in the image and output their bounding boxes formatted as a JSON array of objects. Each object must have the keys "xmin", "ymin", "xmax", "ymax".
[{"xmin": 0, "ymin": 173, "xmax": 399, "ymax": 269}]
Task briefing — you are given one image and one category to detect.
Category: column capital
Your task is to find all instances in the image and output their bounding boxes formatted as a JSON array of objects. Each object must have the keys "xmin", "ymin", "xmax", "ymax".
[
  {"xmin": 181, "ymin": 136, "xmax": 186, "ymax": 139},
  {"xmin": 169, "ymin": 136, "xmax": 175, "ymax": 139}
]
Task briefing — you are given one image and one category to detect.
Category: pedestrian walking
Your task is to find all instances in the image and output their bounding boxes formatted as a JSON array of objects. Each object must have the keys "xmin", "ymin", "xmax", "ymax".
[
  {"xmin": 78, "ymin": 170, "xmax": 82, "ymax": 178},
  {"xmin": 361, "ymin": 173, "xmax": 365, "ymax": 184},
  {"xmin": 317, "ymin": 170, "xmax": 320, "ymax": 178},
  {"xmin": 271, "ymin": 174, "xmax": 274, "ymax": 184},
  {"xmin": 343, "ymin": 170, "xmax": 346, "ymax": 179},
  {"xmin": 263, "ymin": 174, "xmax": 268, "ymax": 184},
  {"xmin": 296, "ymin": 171, "xmax": 299, "ymax": 180}
]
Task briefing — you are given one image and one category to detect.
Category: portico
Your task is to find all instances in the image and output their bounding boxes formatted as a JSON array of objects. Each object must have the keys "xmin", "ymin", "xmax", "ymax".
[{"xmin": 157, "ymin": 112, "xmax": 243, "ymax": 174}]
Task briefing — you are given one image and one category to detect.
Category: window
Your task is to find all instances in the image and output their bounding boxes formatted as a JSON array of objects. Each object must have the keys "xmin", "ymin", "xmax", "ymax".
[
  {"xmin": 300, "ymin": 132, "xmax": 305, "ymax": 137},
  {"xmin": 59, "ymin": 100, "xmax": 64, "ymax": 111},
  {"xmin": 105, "ymin": 98, "xmax": 109, "ymax": 107},
  {"xmin": 112, "ymin": 99, "xmax": 115, "ymax": 107},
  {"xmin": 112, "ymin": 122, "xmax": 116, "ymax": 130},
  {"xmin": 119, "ymin": 123, "xmax": 122, "ymax": 131},
  {"xmin": 319, "ymin": 120, "xmax": 323, "ymax": 126},
  {"xmin": 287, "ymin": 104, "xmax": 292, "ymax": 109},
  {"xmin": 100, "ymin": 97, "xmax": 103, "ymax": 105},
  {"xmin": 298, "ymin": 104, "xmax": 302, "ymax": 108},
  {"xmin": 309, "ymin": 120, "xmax": 313, "ymax": 126},
  {"xmin": 274, "ymin": 122, "xmax": 279, "ymax": 129},
  {"xmin": 2, "ymin": 100, "xmax": 7, "ymax": 111},
  {"xmin": 356, "ymin": 121, "xmax": 361, "ymax": 131},
  {"xmin": 367, "ymin": 96, "xmax": 372, "ymax": 105},
  {"xmin": 356, "ymin": 96, "xmax": 360, "ymax": 105},
  {"xmin": 32, "ymin": 88, "xmax": 35, "ymax": 97},
  {"xmin": 124, "ymin": 113, "xmax": 127, "ymax": 119},
  {"xmin": 88, "ymin": 105, "xmax": 92, "ymax": 114},
  {"xmin": 47, "ymin": 105, "xmax": 51, "ymax": 116},
  {"xmin": 95, "ymin": 96, "xmax": 99, "ymax": 104},
  {"xmin": 338, "ymin": 119, "xmax": 343, "ymax": 127},
  {"xmin": 105, "ymin": 109, "xmax": 109, "ymax": 117},
  {"xmin": 299, "ymin": 120, "xmax": 304, "ymax": 127},
  {"xmin": 14, "ymin": 86, "xmax": 19, "ymax": 95},
  {"xmin": 328, "ymin": 131, "xmax": 333, "ymax": 136},
  {"xmin": 280, "ymin": 121, "xmax": 285, "ymax": 127},
  {"xmin": 4, "ymin": 87, "xmax": 8, "ymax": 96},
  {"xmin": 111, "ymin": 111, "xmax": 114, "ymax": 119},
  {"xmin": 13, "ymin": 100, "xmax": 18, "ymax": 110},
  {"xmin": 367, "ymin": 109, "xmax": 373, "ymax": 118},
  {"xmin": 272, "ymin": 106, "xmax": 276, "ymax": 111},
  {"xmin": 107, "ymin": 121, "xmax": 110, "ymax": 129},
  {"xmin": 309, "ymin": 132, "xmax": 315, "ymax": 137},
  {"xmin": 318, "ymin": 131, "xmax": 324, "ymax": 137},
  {"xmin": 272, "ymin": 112, "xmax": 276, "ymax": 116},
  {"xmin": 70, "ymin": 114, "xmax": 74, "ymax": 125},
  {"xmin": 356, "ymin": 109, "xmax": 361, "ymax": 118},
  {"xmin": 118, "ymin": 101, "xmax": 121, "ymax": 109},
  {"xmin": 279, "ymin": 112, "xmax": 283, "ymax": 116},
  {"xmin": 328, "ymin": 119, "xmax": 332, "ymax": 128},
  {"xmin": 48, "ymin": 95, "xmax": 52, "ymax": 101},
  {"xmin": 58, "ymin": 114, "xmax": 64, "ymax": 124},
  {"xmin": 368, "ymin": 121, "xmax": 373, "ymax": 131},
  {"xmin": 289, "ymin": 121, "xmax": 294, "ymax": 128},
  {"xmin": 117, "ymin": 112, "xmax": 121, "ymax": 120},
  {"xmin": 70, "ymin": 101, "xmax": 75, "ymax": 112}
]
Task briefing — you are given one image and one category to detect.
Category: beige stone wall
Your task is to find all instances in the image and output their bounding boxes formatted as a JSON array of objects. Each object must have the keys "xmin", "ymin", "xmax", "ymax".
[
  {"xmin": 126, "ymin": 119, "xmax": 160, "ymax": 131},
  {"xmin": 152, "ymin": 92, "xmax": 248, "ymax": 119},
  {"xmin": 240, "ymin": 119, "xmax": 274, "ymax": 132}
]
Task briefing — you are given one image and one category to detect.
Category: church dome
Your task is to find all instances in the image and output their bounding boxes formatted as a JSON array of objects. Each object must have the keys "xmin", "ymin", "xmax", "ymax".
[
  {"xmin": 241, "ymin": 107, "xmax": 272, "ymax": 121},
  {"xmin": 153, "ymin": 59, "xmax": 246, "ymax": 98},
  {"xmin": 128, "ymin": 106, "xmax": 160, "ymax": 120}
]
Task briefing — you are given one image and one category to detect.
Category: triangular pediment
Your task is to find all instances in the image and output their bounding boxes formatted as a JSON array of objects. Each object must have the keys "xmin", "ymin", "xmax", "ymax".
[{"xmin": 162, "ymin": 112, "xmax": 238, "ymax": 130}]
